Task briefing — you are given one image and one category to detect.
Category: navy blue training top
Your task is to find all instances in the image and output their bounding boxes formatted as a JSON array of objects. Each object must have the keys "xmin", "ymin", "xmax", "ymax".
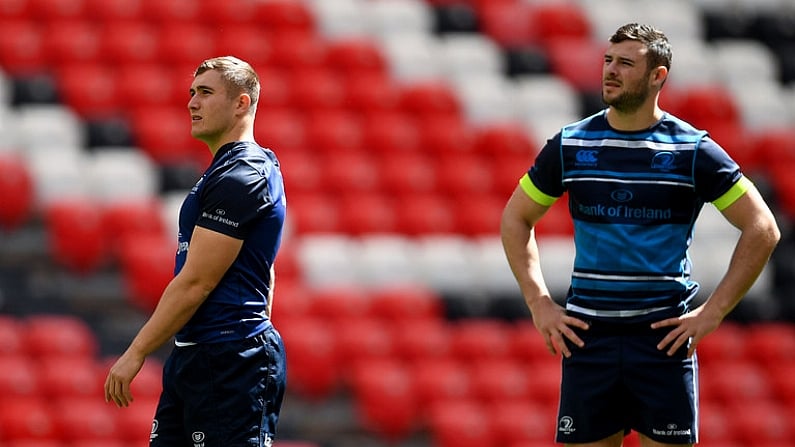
[
  {"xmin": 520, "ymin": 110, "xmax": 750, "ymax": 324},
  {"xmin": 174, "ymin": 141, "xmax": 286, "ymax": 344}
]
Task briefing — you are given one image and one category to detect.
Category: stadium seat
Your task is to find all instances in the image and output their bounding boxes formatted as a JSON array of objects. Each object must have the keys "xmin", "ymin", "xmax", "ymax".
[
  {"xmin": 487, "ymin": 399, "xmax": 552, "ymax": 446},
  {"xmin": 490, "ymin": 152, "xmax": 534, "ymax": 198},
  {"xmin": 36, "ymin": 356, "xmax": 101, "ymax": 400},
  {"xmin": 514, "ymin": 75, "xmax": 582, "ymax": 126},
  {"xmin": 428, "ymin": 398, "xmax": 495, "ymax": 447},
  {"xmin": 304, "ymin": 110, "xmax": 364, "ymax": 154},
  {"xmin": 154, "ymin": 23, "xmax": 217, "ymax": 66},
  {"xmin": 453, "ymin": 192, "xmax": 506, "ymax": 236},
  {"xmin": 469, "ymin": 359, "xmax": 533, "ymax": 404},
  {"xmin": 27, "ymin": 0, "xmax": 86, "ymax": 20},
  {"xmin": 534, "ymin": 195, "xmax": 575, "ymax": 237},
  {"xmin": 51, "ymin": 397, "xmax": 120, "ymax": 444},
  {"xmin": 0, "ymin": 397, "xmax": 57, "ymax": 443},
  {"xmin": 306, "ymin": 284, "xmax": 372, "ymax": 322},
  {"xmin": 288, "ymin": 67, "xmax": 346, "ymax": 113},
  {"xmin": 253, "ymin": 0, "xmax": 315, "ymax": 34},
  {"xmin": 360, "ymin": 111, "xmax": 422, "ymax": 155},
  {"xmin": 0, "ymin": 356, "xmax": 40, "ymax": 399},
  {"xmin": 341, "ymin": 72, "xmax": 400, "ymax": 114},
  {"xmin": 509, "ymin": 322, "xmax": 557, "ymax": 365},
  {"xmin": 546, "ymin": 38, "xmax": 605, "ymax": 93},
  {"xmin": 398, "ymin": 81, "xmax": 462, "ymax": 121},
  {"xmin": 377, "ymin": 151, "xmax": 437, "ymax": 195},
  {"xmin": 129, "ymin": 106, "xmax": 207, "ymax": 165},
  {"xmin": 449, "ymin": 319, "xmax": 513, "ymax": 364},
  {"xmin": 728, "ymin": 400, "xmax": 794, "ymax": 446},
  {"xmin": 100, "ymin": 198, "xmax": 167, "ymax": 257},
  {"xmin": 473, "ymin": 122, "xmax": 537, "ymax": 159},
  {"xmin": 115, "ymin": 64, "xmax": 183, "ymax": 109},
  {"xmin": 0, "ymin": 316, "xmax": 25, "ymax": 358},
  {"xmin": 277, "ymin": 316, "xmax": 339, "ymax": 400},
  {"xmin": 0, "ymin": 19, "xmax": 46, "ymax": 75},
  {"xmin": 351, "ymin": 360, "xmax": 416, "ymax": 441},
  {"xmin": 138, "ymin": 0, "xmax": 200, "ymax": 23},
  {"xmin": 319, "ymin": 150, "xmax": 380, "ymax": 194},
  {"xmin": 0, "ymin": 154, "xmax": 34, "ymax": 230},
  {"xmin": 352, "ymin": 236, "xmax": 420, "ymax": 286},
  {"xmin": 196, "ymin": 0, "xmax": 256, "ymax": 27},
  {"xmin": 417, "ymin": 115, "xmax": 475, "ymax": 156},
  {"xmin": 98, "ymin": 21, "xmax": 160, "ymax": 65},
  {"xmin": 436, "ymin": 34, "xmax": 504, "ymax": 83},
  {"xmin": 117, "ymin": 233, "xmax": 175, "ymax": 312},
  {"xmin": 42, "ymin": 20, "xmax": 101, "ymax": 67},
  {"xmin": 666, "ymin": 84, "xmax": 741, "ymax": 131},
  {"xmin": 255, "ymin": 108, "xmax": 307, "ymax": 153},
  {"xmin": 324, "ymin": 37, "xmax": 388, "ymax": 77},
  {"xmin": 23, "ymin": 314, "xmax": 99, "ymax": 360},
  {"xmin": 283, "ymin": 192, "xmax": 343, "ymax": 234},
  {"xmin": 410, "ymin": 358, "xmax": 472, "ymax": 409},
  {"xmin": 391, "ymin": 319, "xmax": 453, "ymax": 363},
  {"xmin": 523, "ymin": 361, "xmax": 561, "ymax": 407},
  {"xmin": 112, "ymin": 396, "xmax": 158, "ymax": 445},
  {"xmin": 477, "ymin": 1, "xmax": 535, "ymax": 48},
  {"xmin": 694, "ymin": 321, "xmax": 748, "ymax": 364},
  {"xmin": 698, "ymin": 400, "xmax": 739, "ymax": 446},
  {"xmin": 83, "ymin": 0, "xmax": 142, "ymax": 21},
  {"xmin": 744, "ymin": 322, "xmax": 795, "ymax": 364},
  {"xmin": 337, "ymin": 191, "xmax": 398, "ymax": 235},
  {"xmin": 705, "ymin": 359, "xmax": 772, "ymax": 404},
  {"xmin": 432, "ymin": 152, "xmax": 495, "ymax": 196},
  {"xmin": 531, "ymin": 2, "xmax": 591, "ymax": 46},
  {"xmin": 395, "ymin": 193, "xmax": 457, "ymax": 236},
  {"xmin": 44, "ymin": 199, "xmax": 109, "ymax": 274},
  {"xmin": 367, "ymin": 283, "xmax": 444, "ymax": 323},
  {"xmin": 379, "ymin": 32, "xmax": 444, "ymax": 83},
  {"xmin": 451, "ymin": 74, "xmax": 518, "ymax": 124},
  {"xmin": 267, "ymin": 30, "xmax": 326, "ymax": 70},
  {"xmin": 274, "ymin": 150, "xmax": 322, "ymax": 196}
]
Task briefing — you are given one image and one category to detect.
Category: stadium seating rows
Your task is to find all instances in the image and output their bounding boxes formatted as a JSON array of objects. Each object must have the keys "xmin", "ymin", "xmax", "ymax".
[{"xmin": 1, "ymin": 0, "xmax": 794, "ymax": 446}]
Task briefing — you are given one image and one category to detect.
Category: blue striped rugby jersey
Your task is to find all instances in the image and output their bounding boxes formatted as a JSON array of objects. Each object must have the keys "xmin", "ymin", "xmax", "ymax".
[{"xmin": 521, "ymin": 110, "xmax": 750, "ymax": 323}]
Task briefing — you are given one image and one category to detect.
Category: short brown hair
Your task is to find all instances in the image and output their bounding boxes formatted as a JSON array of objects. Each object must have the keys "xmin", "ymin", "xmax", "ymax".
[
  {"xmin": 610, "ymin": 23, "xmax": 672, "ymax": 72},
  {"xmin": 195, "ymin": 56, "xmax": 260, "ymax": 111}
]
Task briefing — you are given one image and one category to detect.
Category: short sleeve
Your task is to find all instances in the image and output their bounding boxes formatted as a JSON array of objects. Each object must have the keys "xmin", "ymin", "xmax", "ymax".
[
  {"xmin": 525, "ymin": 133, "xmax": 566, "ymax": 202},
  {"xmin": 197, "ymin": 162, "xmax": 272, "ymax": 239},
  {"xmin": 694, "ymin": 136, "xmax": 744, "ymax": 205}
]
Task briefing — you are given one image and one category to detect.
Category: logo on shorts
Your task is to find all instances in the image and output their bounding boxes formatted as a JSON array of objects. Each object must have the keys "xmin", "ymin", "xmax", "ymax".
[
  {"xmin": 558, "ymin": 416, "xmax": 576, "ymax": 435},
  {"xmin": 264, "ymin": 434, "xmax": 274, "ymax": 447},
  {"xmin": 652, "ymin": 423, "xmax": 692, "ymax": 437},
  {"xmin": 192, "ymin": 431, "xmax": 206, "ymax": 447},
  {"xmin": 150, "ymin": 419, "xmax": 159, "ymax": 441}
]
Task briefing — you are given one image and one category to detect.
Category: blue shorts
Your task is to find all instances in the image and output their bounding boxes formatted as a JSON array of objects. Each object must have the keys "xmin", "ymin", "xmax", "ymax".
[
  {"xmin": 557, "ymin": 321, "xmax": 698, "ymax": 444},
  {"xmin": 151, "ymin": 322, "xmax": 287, "ymax": 447}
]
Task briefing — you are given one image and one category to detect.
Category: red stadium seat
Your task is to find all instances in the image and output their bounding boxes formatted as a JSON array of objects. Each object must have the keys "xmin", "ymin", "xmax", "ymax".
[
  {"xmin": 0, "ymin": 356, "xmax": 40, "ymax": 399},
  {"xmin": 42, "ymin": 20, "xmax": 101, "ymax": 66},
  {"xmin": 360, "ymin": 111, "xmax": 422, "ymax": 155},
  {"xmin": 255, "ymin": 69, "xmax": 293, "ymax": 110},
  {"xmin": 695, "ymin": 321, "xmax": 749, "ymax": 364},
  {"xmin": 534, "ymin": 193, "xmax": 574, "ymax": 237},
  {"xmin": 351, "ymin": 360, "xmax": 416, "ymax": 441},
  {"xmin": 337, "ymin": 191, "xmax": 398, "ymax": 235},
  {"xmin": 288, "ymin": 67, "xmax": 346, "ymax": 112},
  {"xmin": 117, "ymin": 234, "xmax": 175, "ymax": 313},
  {"xmin": 320, "ymin": 150, "xmax": 380, "ymax": 194},
  {"xmin": 367, "ymin": 284, "xmax": 444, "ymax": 323},
  {"xmin": 487, "ymin": 399, "xmax": 551, "ymax": 446},
  {"xmin": 268, "ymin": 30, "xmax": 326, "ymax": 70},
  {"xmin": 154, "ymin": 23, "xmax": 217, "ymax": 66},
  {"xmin": 324, "ymin": 38, "xmax": 388, "ymax": 77},
  {"xmin": 83, "ymin": 0, "xmax": 142, "ymax": 21},
  {"xmin": 51, "ymin": 397, "xmax": 120, "ymax": 444},
  {"xmin": 304, "ymin": 110, "xmax": 364, "ymax": 154},
  {"xmin": 377, "ymin": 151, "xmax": 438, "ymax": 195},
  {"xmin": 766, "ymin": 359, "xmax": 795, "ymax": 403},
  {"xmin": 341, "ymin": 72, "xmax": 400, "ymax": 114},
  {"xmin": 214, "ymin": 25, "xmax": 273, "ymax": 68},
  {"xmin": 398, "ymin": 81, "xmax": 462, "ymax": 121},
  {"xmin": 392, "ymin": 319, "xmax": 453, "ymax": 363},
  {"xmin": 524, "ymin": 361, "xmax": 561, "ymax": 406},
  {"xmin": 36, "ymin": 356, "xmax": 101, "ymax": 400},
  {"xmin": 196, "ymin": 0, "xmax": 256, "ymax": 27},
  {"xmin": 473, "ymin": 122, "xmax": 537, "ymax": 159},
  {"xmin": 283, "ymin": 192, "xmax": 342, "ymax": 234},
  {"xmin": 470, "ymin": 360, "xmax": 533, "ymax": 404},
  {"xmin": 546, "ymin": 38, "xmax": 606, "ymax": 92},
  {"xmin": 490, "ymin": 152, "xmax": 535, "ymax": 198},
  {"xmin": 336, "ymin": 319, "xmax": 396, "ymax": 376},
  {"xmin": 394, "ymin": 193, "xmax": 457, "ymax": 235},
  {"xmin": 449, "ymin": 319, "xmax": 513, "ymax": 364},
  {"xmin": 55, "ymin": 63, "xmax": 121, "ymax": 118},
  {"xmin": 530, "ymin": 2, "xmax": 591, "ymax": 46},
  {"xmin": 728, "ymin": 400, "xmax": 794, "ymax": 446},
  {"xmin": 278, "ymin": 317, "xmax": 339, "ymax": 400},
  {"xmin": 417, "ymin": 115, "xmax": 475, "ymax": 156},
  {"xmin": 410, "ymin": 359, "xmax": 473, "ymax": 408},
  {"xmin": 255, "ymin": 108, "xmax": 307, "ymax": 153},
  {"xmin": 705, "ymin": 359, "xmax": 772, "ymax": 404},
  {"xmin": 744, "ymin": 322, "xmax": 795, "ymax": 364},
  {"xmin": 477, "ymin": 1, "xmax": 535, "ymax": 48},
  {"xmin": 0, "ymin": 0, "xmax": 31, "ymax": 20},
  {"xmin": 0, "ymin": 316, "xmax": 25, "ymax": 358},
  {"xmin": 138, "ymin": 0, "xmax": 200, "ymax": 23},
  {"xmin": 252, "ymin": 0, "xmax": 315, "ymax": 34},
  {"xmin": 307, "ymin": 285, "xmax": 372, "ymax": 322},
  {"xmin": 275, "ymin": 150, "xmax": 323, "ymax": 195},
  {"xmin": 0, "ymin": 397, "xmax": 57, "ymax": 442},
  {"xmin": 98, "ymin": 21, "xmax": 159, "ymax": 65},
  {"xmin": 749, "ymin": 128, "xmax": 795, "ymax": 167},
  {"xmin": 113, "ymin": 396, "xmax": 158, "ymax": 445},
  {"xmin": 0, "ymin": 19, "xmax": 46, "ymax": 75},
  {"xmin": 101, "ymin": 199, "xmax": 168, "ymax": 258},
  {"xmin": 44, "ymin": 199, "xmax": 109, "ymax": 274},
  {"xmin": 27, "ymin": 0, "xmax": 86, "ymax": 20},
  {"xmin": 129, "ymin": 106, "xmax": 207, "ymax": 165},
  {"xmin": 433, "ymin": 153, "xmax": 495, "ymax": 196},
  {"xmin": 454, "ymin": 192, "xmax": 506, "ymax": 236},
  {"xmin": 115, "ymin": 64, "xmax": 184, "ymax": 109},
  {"xmin": 429, "ymin": 398, "xmax": 496, "ymax": 447},
  {"xmin": 667, "ymin": 85, "xmax": 741, "ymax": 130},
  {"xmin": 0, "ymin": 154, "xmax": 35, "ymax": 231},
  {"xmin": 23, "ymin": 314, "xmax": 99, "ymax": 360},
  {"xmin": 509, "ymin": 323, "xmax": 556, "ymax": 365},
  {"xmin": 698, "ymin": 401, "xmax": 739, "ymax": 446}
]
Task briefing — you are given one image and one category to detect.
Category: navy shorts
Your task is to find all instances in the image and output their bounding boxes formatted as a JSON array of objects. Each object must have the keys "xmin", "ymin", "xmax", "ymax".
[
  {"xmin": 151, "ymin": 322, "xmax": 287, "ymax": 447},
  {"xmin": 556, "ymin": 321, "xmax": 698, "ymax": 444}
]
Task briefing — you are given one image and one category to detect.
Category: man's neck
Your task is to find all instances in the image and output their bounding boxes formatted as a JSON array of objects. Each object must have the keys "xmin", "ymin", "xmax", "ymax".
[{"xmin": 605, "ymin": 103, "xmax": 664, "ymax": 131}]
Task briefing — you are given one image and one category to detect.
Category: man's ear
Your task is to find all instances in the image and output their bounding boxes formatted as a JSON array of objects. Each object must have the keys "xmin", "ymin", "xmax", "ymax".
[
  {"xmin": 653, "ymin": 66, "xmax": 669, "ymax": 87},
  {"xmin": 236, "ymin": 93, "xmax": 252, "ymax": 115}
]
